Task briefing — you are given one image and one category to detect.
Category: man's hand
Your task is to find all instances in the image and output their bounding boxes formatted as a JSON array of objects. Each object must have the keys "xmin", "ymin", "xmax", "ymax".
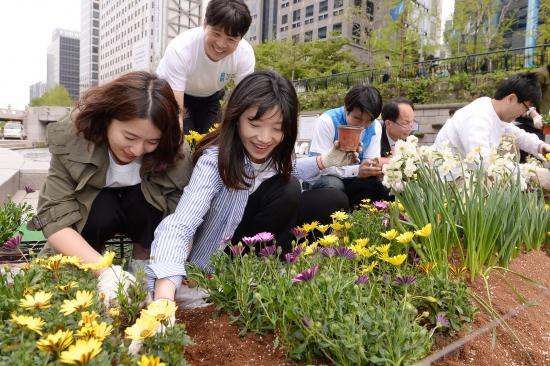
[
  {"xmin": 538, "ymin": 143, "xmax": 550, "ymax": 157},
  {"xmin": 319, "ymin": 141, "xmax": 361, "ymax": 168},
  {"xmin": 533, "ymin": 167, "xmax": 550, "ymax": 190},
  {"xmin": 358, "ymin": 159, "xmax": 383, "ymax": 178}
]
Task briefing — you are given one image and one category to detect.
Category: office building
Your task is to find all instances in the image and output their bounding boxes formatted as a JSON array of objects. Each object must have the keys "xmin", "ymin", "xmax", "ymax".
[
  {"xmin": 98, "ymin": 0, "xmax": 204, "ymax": 85},
  {"xmin": 80, "ymin": 0, "xmax": 101, "ymax": 95},
  {"xmin": 29, "ymin": 82, "xmax": 47, "ymax": 101},
  {"xmin": 47, "ymin": 28, "xmax": 81, "ymax": 101}
]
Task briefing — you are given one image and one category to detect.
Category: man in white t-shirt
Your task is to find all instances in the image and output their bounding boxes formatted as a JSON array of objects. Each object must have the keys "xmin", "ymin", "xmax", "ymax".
[
  {"xmin": 435, "ymin": 72, "xmax": 550, "ymax": 179},
  {"xmin": 308, "ymin": 85, "xmax": 391, "ymax": 207},
  {"xmin": 157, "ymin": 0, "xmax": 255, "ymax": 134}
]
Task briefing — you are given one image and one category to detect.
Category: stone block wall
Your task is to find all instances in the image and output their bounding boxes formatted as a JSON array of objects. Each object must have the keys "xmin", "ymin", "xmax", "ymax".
[{"xmin": 413, "ymin": 102, "xmax": 468, "ymax": 146}]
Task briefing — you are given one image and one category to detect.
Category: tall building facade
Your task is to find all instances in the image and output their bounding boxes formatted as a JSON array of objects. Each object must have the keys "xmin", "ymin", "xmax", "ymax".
[
  {"xmin": 80, "ymin": 0, "xmax": 101, "ymax": 95},
  {"xmin": 29, "ymin": 82, "xmax": 47, "ymax": 101},
  {"xmin": 244, "ymin": 0, "xmax": 441, "ymax": 63},
  {"xmin": 98, "ymin": 0, "xmax": 204, "ymax": 86},
  {"xmin": 47, "ymin": 29, "xmax": 81, "ymax": 101}
]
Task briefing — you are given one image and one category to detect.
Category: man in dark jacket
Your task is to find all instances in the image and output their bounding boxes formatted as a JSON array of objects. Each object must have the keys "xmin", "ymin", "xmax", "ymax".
[{"xmin": 379, "ymin": 98, "xmax": 416, "ymax": 162}]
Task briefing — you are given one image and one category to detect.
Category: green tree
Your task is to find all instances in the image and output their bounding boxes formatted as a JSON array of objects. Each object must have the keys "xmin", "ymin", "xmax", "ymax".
[
  {"xmin": 29, "ymin": 85, "xmax": 74, "ymax": 107},
  {"xmin": 537, "ymin": 0, "xmax": 550, "ymax": 64},
  {"xmin": 254, "ymin": 36, "xmax": 359, "ymax": 80}
]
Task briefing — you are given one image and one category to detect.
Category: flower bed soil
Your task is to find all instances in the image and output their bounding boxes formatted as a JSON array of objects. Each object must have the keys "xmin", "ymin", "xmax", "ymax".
[{"xmin": 175, "ymin": 250, "xmax": 550, "ymax": 366}]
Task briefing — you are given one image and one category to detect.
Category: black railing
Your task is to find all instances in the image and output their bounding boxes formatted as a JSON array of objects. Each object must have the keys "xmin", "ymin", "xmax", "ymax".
[{"xmin": 292, "ymin": 44, "xmax": 550, "ymax": 92}]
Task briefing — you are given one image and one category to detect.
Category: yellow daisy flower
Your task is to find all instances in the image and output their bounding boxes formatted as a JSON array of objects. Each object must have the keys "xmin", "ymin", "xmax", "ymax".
[
  {"xmin": 414, "ymin": 224, "xmax": 432, "ymax": 237},
  {"xmin": 79, "ymin": 311, "xmax": 99, "ymax": 327},
  {"xmin": 141, "ymin": 299, "xmax": 177, "ymax": 323},
  {"xmin": 359, "ymin": 261, "xmax": 378, "ymax": 274},
  {"xmin": 378, "ymin": 252, "xmax": 389, "ymax": 260},
  {"xmin": 137, "ymin": 355, "xmax": 166, "ymax": 366},
  {"xmin": 124, "ymin": 315, "xmax": 159, "ymax": 341},
  {"xmin": 23, "ymin": 286, "xmax": 38, "ymax": 296},
  {"xmin": 449, "ymin": 265, "xmax": 467, "ymax": 276},
  {"xmin": 316, "ymin": 224, "xmax": 330, "ymax": 234},
  {"xmin": 20, "ymin": 291, "xmax": 52, "ymax": 309},
  {"xmin": 383, "ymin": 254, "xmax": 407, "ymax": 266},
  {"xmin": 9, "ymin": 313, "xmax": 45, "ymax": 335},
  {"xmin": 349, "ymin": 245, "xmax": 373, "ymax": 258},
  {"xmin": 331, "ymin": 222, "xmax": 344, "ymax": 231},
  {"xmin": 299, "ymin": 221, "xmax": 319, "ymax": 232},
  {"xmin": 62, "ymin": 256, "xmax": 83, "ymax": 267},
  {"xmin": 78, "ymin": 322, "xmax": 113, "ymax": 342},
  {"xmin": 76, "ymin": 325, "xmax": 96, "ymax": 340},
  {"xmin": 343, "ymin": 236, "xmax": 349, "ymax": 244},
  {"xmin": 318, "ymin": 234, "xmax": 339, "ymax": 246},
  {"xmin": 33, "ymin": 258, "xmax": 45, "ymax": 264},
  {"xmin": 416, "ymin": 262, "xmax": 437, "ymax": 274},
  {"xmin": 184, "ymin": 134, "xmax": 194, "ymax": 143},
  {"xmin": 395, "ymin": 232, "xmax": 415, "ymax": 244},
  {"xmin": 354, "ymin": 238, "xmax": 370, "ymax": 247},
  {"xmin": 380, "ymin": 229, "xmax": 398, "ymax": 241},
  {"xmin": 56, "ymin": 281, "xmax": 79, "ymax": 292},
  {"xmin": 60, "ymin": 291, "xmax": 94, "ymax": 315},
  {"xmin": 42, "ymin": 254, "xmax": 64, "ymax": 271},
  {"xmin": 330, "ymin": 211, "xmax": 349, "ymax": 221},
  {"xmin": 344, "ymin": 222, "xmax": 353, "ymax": 229},
  {"xmin": 78, "ymin": 263, "xmax": 101, "ymax": 272},
  {"xmin": 60, "ymin": 338, "xmax": 102, "ymax": 366},
  {"xmin": 36, "ymin": 329, "xmax": 74, "ymax": 355},
  {"xmin": 376, "ymin": 243, "xmax": 391, "ymax": 253},
  {"xmin": 96, "ymin": 251, "xmax": 115, "ymax": 268},
  {"xmin": 109, "ymin": 307, "xmax": 120, "ymax": 318}
]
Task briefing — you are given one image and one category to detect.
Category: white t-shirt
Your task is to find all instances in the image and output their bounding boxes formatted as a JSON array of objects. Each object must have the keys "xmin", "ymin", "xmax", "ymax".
[
  {"xmin": 105, "ymin": 151, "xmax": 142, "ymax": 188},
  {"xmin": 249, "ymin": 161, "xmax": 277, "ymax": 194},
  {"xmin": 157, "ymin": 27, "xmax": 255, "ymax": 97},
  {"xmin": 309, "ymin": 113, "xmax": 382, "ymax": 178},
  {"xmin": 435, "ymin": 97, "xmax": 541, "ymax": 176}
]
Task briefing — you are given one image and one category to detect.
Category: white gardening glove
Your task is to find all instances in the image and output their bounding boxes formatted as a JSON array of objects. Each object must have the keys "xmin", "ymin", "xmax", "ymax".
[
  {"xmin": 127, "ymin": 299, "xmax": 176, "ymax": 354},
  {"xmin": 97, "ymin": 265, "xmax": 152, "ymax": 309},
  {"xmin": 533, "ymin": 115, "xmax": 543, "ymax": 129},
  {"xmin": 539, "ymin": 143, "xmax": 550, "ymax": 156},
  {"xmin": 320, "ymin": 141, "xmax": 361, "ymax": 168},
  {"xmin": 533, "ymin": 167, "xmax": 550, "ymax": 190}
]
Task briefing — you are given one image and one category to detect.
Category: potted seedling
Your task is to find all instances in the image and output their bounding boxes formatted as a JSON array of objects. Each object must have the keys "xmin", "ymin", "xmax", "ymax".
[{"xmin": 542, "ymin": 114, "xmax": 550, "ymax": 135}]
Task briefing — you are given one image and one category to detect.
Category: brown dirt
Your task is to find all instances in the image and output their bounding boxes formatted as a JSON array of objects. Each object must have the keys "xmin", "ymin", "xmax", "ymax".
[{"xmin": 175, "ymin": 250, "xmax": 550, "ymax": 366}]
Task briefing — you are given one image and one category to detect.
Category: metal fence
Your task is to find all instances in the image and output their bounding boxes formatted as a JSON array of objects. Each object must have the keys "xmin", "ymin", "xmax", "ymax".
[{"xmin": 292, "ymin": 44, "xmax": 550, "ymax": 93}]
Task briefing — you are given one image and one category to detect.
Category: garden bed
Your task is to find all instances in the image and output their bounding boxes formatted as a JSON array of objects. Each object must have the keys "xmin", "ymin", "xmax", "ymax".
[{"xmin": 176, "ymin": 249, "xmax": 550, "ymax": 366}]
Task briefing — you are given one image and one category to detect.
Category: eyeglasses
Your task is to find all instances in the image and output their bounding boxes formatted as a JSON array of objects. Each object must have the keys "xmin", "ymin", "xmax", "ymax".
[
  {"xmin": 522, "ymin": 102, "xmax": 536, "ymax": 117},
  {"xmin": 393, "ymin": 120, "xmax": 419, "ymax": 131}
]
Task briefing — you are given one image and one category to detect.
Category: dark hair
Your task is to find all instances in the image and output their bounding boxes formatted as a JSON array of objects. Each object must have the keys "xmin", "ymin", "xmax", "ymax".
[
  {"xmin": 494, "ymin": 72, "xmax": 542, "ymax": 106},
  {"xmin": 205, "ymin": 0, "xmax": 252, "ymax": 37},
  {"xmin": 344, "ymin": 85, "xmax": 383, "ymax": 120},
  {"xmin": 385, "ymin": 56, "xmax": 390, "ymax": 60},
  {"xmin": 73, "ymin": 71, "xmax": 183, "ymax": 174},
  {"xmin": 381, "ymin": 97, "xmax": 415, "ymax": 123},
  {"xmin": 194, "ymin": 71, "xmax": 298, "ymax": 190},
  {"xmin": 449, "ymin": 108, "xmax": 457, "ymax": 116}
]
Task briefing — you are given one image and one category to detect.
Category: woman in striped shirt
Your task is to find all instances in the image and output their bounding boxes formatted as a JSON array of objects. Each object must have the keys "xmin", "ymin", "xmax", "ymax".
[{"xmin": 146, "ymin": 71, "xmax": 358, "ymax": 300}]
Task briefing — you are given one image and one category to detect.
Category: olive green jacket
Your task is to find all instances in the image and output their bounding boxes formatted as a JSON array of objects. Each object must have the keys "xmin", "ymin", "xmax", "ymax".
[
  {"xmin": 28, "ymin": 122, "xmax": 193, "ymax": 239},
  {"xmin": 534, "ymin": 64, "xmax": 550, "ymax": 116}
]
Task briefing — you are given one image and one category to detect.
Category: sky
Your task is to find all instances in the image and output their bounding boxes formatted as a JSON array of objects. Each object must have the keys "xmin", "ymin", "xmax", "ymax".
[{"xmin": 0, "ymin": 0, "xmax": 455, "ymax": 111}]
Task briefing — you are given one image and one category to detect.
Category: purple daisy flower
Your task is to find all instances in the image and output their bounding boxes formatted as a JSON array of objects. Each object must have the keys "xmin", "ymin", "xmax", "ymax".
[
  {"xmin": 302, "ymin": 316, "xmax": 312, "ymax": 328},
  {"xmin": 241, "ymin": 236, "xmax": 259, "ymax": 247},
  {"xmin": 409, "ymin": 248, "xmax": 421, "ymax": 262},
  {"xmin": 284, "ymin": 253, "xmax": 298, "ymax": 264},
  {"xmin": 322, "ymin": 247, "xmax": 336, "ymax": 257},
  {"xmin": 399, "ymin": 213, "xmax": 409, "ymax": 222},
  {"xmin": 545, "ymin": 194, "xmax": 550, "ymax": 200},
  {"xmin": 383, "ymin": 273, "xmax": 391, "ymax": 283},
  {"xmin": 254, "ymin": 232, "xmax": 274, "ymax": 243},
  {"xmin": 382, "ymin": 219, "xmax": 390, "ymax": 227},
  {"xmin": 290, "ymin": 228, "xmax": 308, "ymax": 239},
  {"xmin": 3, "ymin": 235, "xmax": 22, "ymax": 249},
  {"xmin": 356, "ymin": 275, "xmax": 369, "ymax": 284},
  {"xmin": 219, "ymin": 233, "xmax": 233, "ymax": 246},
  {"xmin": 259, "ymin": 245, "xmax": 277, "ymax": 257},
  {"xmin": 292, "ymin": 265, "xmax": 319, "ymax": 282},
  {"xmin": 394, "ymin": 275, "xmax": 417, "ymax": 285},
  {"xmin": 373, "ymin": 201, "xmax": 389, "ymax": 209},
  {"xmin": 435, "ymin": 314, "xmax": 450, "ymax": 327},
  {"xmin": 292, "ymin": 244, "xmax": 303, "ymax": 256},
  {"xmin": 228, "ymin": 245, "xmax": 245, "ymax": 256},
  {"xmin": 24, "ymin": 186, "xmax": 35, "ymax": 194},
  {"xmin": 335, "ymin": 247, "xmax": 356, "ymax": 260}
]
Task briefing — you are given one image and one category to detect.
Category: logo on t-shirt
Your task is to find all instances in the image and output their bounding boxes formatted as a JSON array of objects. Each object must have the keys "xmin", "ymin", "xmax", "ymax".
[{"xmin": 220, "ymin": 72, "xmax": 226, "ymax": 82}]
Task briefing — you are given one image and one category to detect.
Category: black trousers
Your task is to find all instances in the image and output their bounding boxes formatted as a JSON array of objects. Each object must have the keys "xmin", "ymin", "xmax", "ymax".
[
  {"xmin": 228, "ymin": 174, "xmax": 349, "ymax": 255},
  {"xmin": 183, "ymin": 89, "xmax": 225, "ymax": 134},
  {"xmin": 81, "ymin": 184, "xmax": 164, "ymax": 252},
  {"xmin": 344, "ymin": 176, "xmax": 391, "ymax": 209}
]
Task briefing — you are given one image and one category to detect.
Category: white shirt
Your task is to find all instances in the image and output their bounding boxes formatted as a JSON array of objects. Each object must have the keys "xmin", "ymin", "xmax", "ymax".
[
  {"xmin": 435, "ymin": 97, "xmax": 541, "ymax": 175},
  {"xmin": 105, "ymin": 151, "xmax": 142, "ymax": 188},
  {"xmin": 249, "ymin": 162, "xmax": 277, "ymax": 194},
  {"xmin": 157, "ymin": 27, "xmax": 255, "ymax": 97},
  {"xmin": 309, "ymin": 113, "xmax": 382, "ymax": 178}
]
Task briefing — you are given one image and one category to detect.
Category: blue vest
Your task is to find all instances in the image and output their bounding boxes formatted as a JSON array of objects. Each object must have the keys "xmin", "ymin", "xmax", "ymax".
[{"xmin": 323, "ymin": 106, "xmax": 376, "ymax": 161}]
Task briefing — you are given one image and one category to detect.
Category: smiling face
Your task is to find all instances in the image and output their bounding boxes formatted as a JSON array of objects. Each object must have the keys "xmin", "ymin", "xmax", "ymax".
[
  {"xmin": 385, "ymin": 103, "xmax": 416, "ymax": 141},
  {"xmin": 500, "ymin": 94, "xmax": 536, "ymax": 122},
  {"xmin": 237, "ymin": 106, "xmax": 284, "ymax": 164},
  {"xmin": 203, "ymin": 22, "xmax": 241, "ymax": 62},
  {"xmin": 106, "ymin": 118, "xmax": 162, "ymax": 165}
]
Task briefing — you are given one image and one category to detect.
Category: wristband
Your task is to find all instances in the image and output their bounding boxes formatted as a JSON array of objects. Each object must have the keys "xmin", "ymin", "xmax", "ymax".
[{"xmin": 317, "ymin": 155, "xmax": 326, "ymax": 170}]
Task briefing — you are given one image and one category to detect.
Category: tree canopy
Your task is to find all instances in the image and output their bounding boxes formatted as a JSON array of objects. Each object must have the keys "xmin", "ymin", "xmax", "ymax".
[{"xmin": 29, "ymin": 85, "xmax": 74, "ymax": 107}]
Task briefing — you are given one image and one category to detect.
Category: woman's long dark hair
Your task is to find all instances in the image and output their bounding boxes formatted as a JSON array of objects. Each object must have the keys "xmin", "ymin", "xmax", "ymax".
[
  {"xmin": 194, "ymin": 71, "xmax": 298, "ymax": 190},
  {"xmin": 73, "ymin": 71, "xmax": 183, "ymax": 174}
]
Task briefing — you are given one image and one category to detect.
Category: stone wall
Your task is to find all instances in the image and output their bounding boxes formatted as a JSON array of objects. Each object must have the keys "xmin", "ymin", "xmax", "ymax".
[{"xmin": 413, "ymin": 102, "xmax": 468, "ymax": 146}]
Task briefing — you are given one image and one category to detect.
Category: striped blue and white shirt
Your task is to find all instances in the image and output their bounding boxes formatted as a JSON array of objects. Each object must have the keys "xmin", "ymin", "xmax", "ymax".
[{"xmin": 146, "ymin": 147, "xmax": 321, "ymax": 292}]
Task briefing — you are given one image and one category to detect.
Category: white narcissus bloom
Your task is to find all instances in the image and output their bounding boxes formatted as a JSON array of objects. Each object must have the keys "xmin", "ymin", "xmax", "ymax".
[
  {"xmin": 440, "ymin": 140, "xmax": 450, "ymax": 149},
  {"xmin": 520, "ymin": 162, "xmax": 538, "ymax": 178},
  {"xmin": 406, "ymin": 135, "xmax": 419, "ymax": 144},
  {"xmin": 464, "ymin": 153, "xmax": 476, "ymax": 164}
]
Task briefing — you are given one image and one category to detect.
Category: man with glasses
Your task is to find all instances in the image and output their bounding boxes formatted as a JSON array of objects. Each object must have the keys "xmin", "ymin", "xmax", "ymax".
[
  {"xmin": 308, "ymin": 85, "xmax": 390, "ymax": 207},
  {"xmin": 435, "ymin": 72, "xmax": 550, "ymax": 179},
  {"xmin": 379, "ymin": 98, "xmax": 416, "ymax": 159}
]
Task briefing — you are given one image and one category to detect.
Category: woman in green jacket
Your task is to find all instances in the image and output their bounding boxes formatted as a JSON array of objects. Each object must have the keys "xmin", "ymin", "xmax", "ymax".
[{"xmin": 29, "ymin": 71, "xmax": 193, "ymax": 305}]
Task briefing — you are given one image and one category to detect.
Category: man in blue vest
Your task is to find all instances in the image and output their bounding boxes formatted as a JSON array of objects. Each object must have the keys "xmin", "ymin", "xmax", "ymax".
[{"xmin": 308, "ymin": 85, "xmax": 390, "ymax": 207}]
